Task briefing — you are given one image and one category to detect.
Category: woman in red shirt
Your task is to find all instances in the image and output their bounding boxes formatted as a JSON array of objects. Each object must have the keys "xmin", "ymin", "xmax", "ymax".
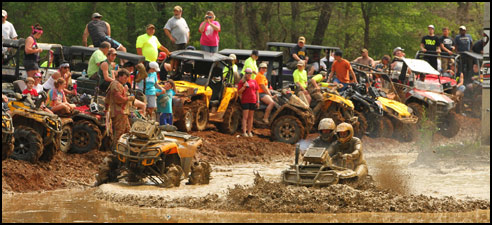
[{"xmin": 237, "ymin": 68, "xmax": 259, "ymax": 137}]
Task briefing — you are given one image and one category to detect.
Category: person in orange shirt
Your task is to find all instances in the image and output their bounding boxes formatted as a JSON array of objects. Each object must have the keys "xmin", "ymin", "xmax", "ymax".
[
  {"xmin": 255, "ymin": 63, "xmax": 278, "ymax": 124},
  {"xmin": 327, "ymin": 50, "xmax": 357, "ymax": 92}
]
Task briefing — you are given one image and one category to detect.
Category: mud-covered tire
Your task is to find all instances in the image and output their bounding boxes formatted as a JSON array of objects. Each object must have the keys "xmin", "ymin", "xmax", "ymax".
[
  {"xmin": 11, "ymin": 126, "xmax": 43, "ymax": 163},
  {"xmin": 407, "ymin": 103, "xmax": 425, "ymax": 126},
  {"xmin": 95, "ymin": 155, "xmax": 121, "ymax": 186},
  {"xmin": 439, "ymin": 112, "xmax": 460, "ymax": 138},
  {"xmin": 470, "ymin": 94, "xmax": 481, "ymax": 118},
  {"xmin": 71, "ymin": 120, "xmax": 102, "ymax": 154},
  {"xmin": 271, "ymin": 115, "xmax": 304, "ymax": 144},
  {"xmin": 165, "ymin": 164, "xmax": 184, "ymax": 187},
  {"xmin": 39, "ymin": 139, "xmax": 59, "ymax": 162},
  {"xmin": 59, "ymin": 124, "xmax": 72, "ymax": 153},
  {"xmin": 2, "ymin": 137, "xmax": 14, "ymax": 161},
  {"xmin": 100, "ymin": 135, "xmax": 113, "ymax": 152},
  {"xmin": 353, "ymin": 111, "xmax": 367, "ymax": 138},
  {"xmin": 367, "ymin": 117, "xmax": 384, "ymax": 138},
  {"xmin": 175, "ymin": 107, "xmax": 193, "ymax": 132},
  {"xmin": 394, "ymin": 121, "xmax": 418, "ymax": 142},
  {"xmin": 193, "ymin": 104, "xmax": 209, "ymax": 131},
  {"xmin": 188, "ymin": 161, "xmax": 212, "ymax": 185},
  {"xmin": 380, "ymin": 116, "xmax": 394, "ymax": 138},
  {"xmin": 219, "ymin": 105, "xmax": 241, "ymax": 134}
]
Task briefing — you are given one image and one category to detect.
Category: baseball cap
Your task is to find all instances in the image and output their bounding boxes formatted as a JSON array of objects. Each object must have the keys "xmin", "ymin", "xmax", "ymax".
[
  {"xmin": 229, "ymin": 54, "xmax": 236, "ymax": 61},
  {"xmin": 149, "ymin": 61, "xmax": 160, "ymax": 72},
  {"xmin": 158, "ymin": 52, "xmax": 167, "ymax": 61},
  {"xmin": 173, "ymin": 6, "xmax": 182, "ymax": 11},
  {"xmin": 428, "ymin": 24, "xmax": 435, "ymax": 29},
  {"xmin": 361, "ymin": 48, "xmax": 368, "ymax": 53},
  {"xmin": 297, "ymin": 61, "xmax": 305, "ymax": 66},
  {"xmin": 2, "ymin": 10, "xmax": 7, "ymax": 17},
  {"xmin": 259, "ymin": 62, "xmax": 268, "ymax": 68},
  {"xmin": 298, "ymin": 36, "xmax": 306, "ymax": 43},
  {"xmin": 393, "ymin": 47, "xmax": 404, "ymax": 54},
  {"xmin": 245, "ymin": 68, "xmax": 253, "ymax": 74},
  {"xmin": 34, "ymin": 72, "xmax": 42, "ymax": 78},
  {"xmin": 459, "ymin": 25, "xmax": 466, "ymax": 30},
  {"xmin": 146, "ymin": 24, "xmax": 155, "ymax": 29},
  {"xmin": 92, "ymin": 12, "xmax": 102, "ymax": 18}
]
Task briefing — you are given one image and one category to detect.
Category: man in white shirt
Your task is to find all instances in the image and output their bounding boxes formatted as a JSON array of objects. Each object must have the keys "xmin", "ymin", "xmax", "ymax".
[
  {"xmin": 2, "ymin": 10, "xmax": 18, "ymax": 60},
  {"xmin": 163, "ymin": 6, "xmax": 190, "ymax": 51}
]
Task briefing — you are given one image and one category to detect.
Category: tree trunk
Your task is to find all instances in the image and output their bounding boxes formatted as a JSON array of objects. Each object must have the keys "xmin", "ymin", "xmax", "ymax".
[
  {"xmin": 290, "ymin": 2, "xmax": 301, "ymax": 43},
  {"xmin": 245, "ymin": 2, "xmax": 262, "ymax": 49},
  {"xmin": 312, "ymin": 2, "xmax": 334, "ymax": 45},
  {"xmin": 233, "ymin": 2, "xmax": 244, "ymax": 49},
  {"xmin": 126, "ymin": 2, "xmax": 136, "ymax": 51},
  {"xmin": 457, "ymin": 2, "xmax": 470, "ymax": 25},
  {"xmin": 343, "ymin": 2, "xmax": 352, "ymax": 50},
  {"xmin": 361, "ymin": 2, "xmax": 372, "ymax": 49},
  {"xmin": 259, "ymin": 2, "xmax": 273, "ymax": 49}
]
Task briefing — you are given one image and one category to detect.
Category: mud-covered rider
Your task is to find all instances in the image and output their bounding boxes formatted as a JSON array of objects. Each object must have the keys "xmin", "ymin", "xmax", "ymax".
[
  {"xmin": 328, "ymin": 122, "xmax": 368, "ymax": 180},
  {"xmin": 311, "ymin": 118, "xmax": 337, "ymax": 148}
]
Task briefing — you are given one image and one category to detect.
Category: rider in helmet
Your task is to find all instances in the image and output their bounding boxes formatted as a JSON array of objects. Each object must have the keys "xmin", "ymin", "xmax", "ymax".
[
  {"xmin": 311, "ymin": 118, "xmax": 337, "ymax": 148},
  {"xmin": 329, "ymin": 122, "xmax": 368, "ymax": 180}
]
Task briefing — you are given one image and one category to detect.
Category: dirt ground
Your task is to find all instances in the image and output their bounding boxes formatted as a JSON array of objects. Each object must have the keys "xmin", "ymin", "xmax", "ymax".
[{"xmin": 2, "ymin": 114, "xmax": 489, "ymax": 214}]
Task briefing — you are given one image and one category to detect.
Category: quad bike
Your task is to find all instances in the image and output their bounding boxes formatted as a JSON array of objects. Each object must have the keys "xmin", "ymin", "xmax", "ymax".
[
  {"xmin": 6, "ymin": 92, "xmax": 62, "ymax": 163},
  {"xmin": 253, "ymin": 89, "xmax": 315, "ymax": 144},
  {"xmin": 95, "ymin": 119, "xmax": 211, "ymax": 187},
  {"xmin": 282, "ymin": 145, "xmax": 360, "ymax": 187},
  {"xmin": 2, "ymin": 102, "xmax": 14, "ymax": 160},
  {"xmin": 308, "ymin": 83, "xmax": 365, "ymax": 138}
]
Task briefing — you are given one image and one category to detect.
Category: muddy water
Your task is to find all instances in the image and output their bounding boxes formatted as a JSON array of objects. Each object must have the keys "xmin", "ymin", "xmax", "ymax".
[{"xmin": 2, "ymin": 153, "xmax": 490, "ymax": 223}]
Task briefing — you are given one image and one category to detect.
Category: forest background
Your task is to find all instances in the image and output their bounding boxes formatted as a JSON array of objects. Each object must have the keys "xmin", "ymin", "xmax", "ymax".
[{"xmin": 3, "ymin": 2, "xmax": 485, "ymax": 61}]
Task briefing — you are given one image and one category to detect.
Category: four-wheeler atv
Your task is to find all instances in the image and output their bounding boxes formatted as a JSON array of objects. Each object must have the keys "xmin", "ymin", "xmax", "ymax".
[
  {"xmin": 95, "ymin": 119, "xmax": 210, "ymax": 187},
  {"xmin": 2, "ymin": 102, "xmax": 14, "ymax": 160},
  {"xmin": 391, "ymin": 58, "xmax": 460, "ymax": 138},
  {"xmin": 6, "ymin": 92, "xmax": 62, "ymax": 163},
  {"xmin": 282, "ymin": 145, "xmax": 360, "ymax": 187},
  {"xmin": 165, "ymin": 50, "xmax": 242, "ymax": 134}
]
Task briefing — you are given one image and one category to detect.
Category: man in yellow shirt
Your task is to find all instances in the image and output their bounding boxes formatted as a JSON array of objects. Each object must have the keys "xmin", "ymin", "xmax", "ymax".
[
  {"xmin": 223, "ymin": 54, "xmax": 239, "ymax": 85},
  {"xmin": 136, "ymin": 24, "xmax": 171, "ymax": 62},
  {"xmin": 293, "ymin": 61, "xmax": 311, "ymax": 104},
  {"xmin": 241, "ymin": 50, "xmax": 259, "ymax": 79}
]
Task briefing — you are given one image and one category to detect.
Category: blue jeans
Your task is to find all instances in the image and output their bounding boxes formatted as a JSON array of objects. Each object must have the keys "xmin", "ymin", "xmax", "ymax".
[
  {"xmin": 159, "ymin": 113, "xmax": 173, "ymax": 125},
  {"xmin": 201, "ymin": 45, "xmax": 218, "ymax": 53},
  {"xmin": 333, "ymin": 77, "xmax": 349, "ymax": 92}
]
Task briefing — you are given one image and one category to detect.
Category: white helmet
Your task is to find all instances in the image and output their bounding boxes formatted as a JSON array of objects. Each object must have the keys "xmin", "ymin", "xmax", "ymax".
[{"xmin": 318, "ymin": 118, "xmax": 336, "ymax": 131}]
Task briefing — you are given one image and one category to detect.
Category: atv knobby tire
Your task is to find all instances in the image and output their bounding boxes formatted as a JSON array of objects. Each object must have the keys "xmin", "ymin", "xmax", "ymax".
[
  {"xmin": 393, "ymin": 121, "xmax": 418, "ymax": 142},
  {"xmin": 175, "ymin": 107, "xmax": 193, "ymax": 132},
  {"xmin": 353, "ymin": 111, "xmax": 367, "ymax": 138},
  {"xmin": 165, "ymin": 164, "xmax": 184, "ymax": 187},
  {"xmin": 407, "ymin": 103, "xmax": 425, "ymax": 126},
  {"xmin": 71, "ymin": 120, "xmax": 102, "ymax": 154},
  {"xmin": 219, "ymin": 105, "xmax": 241, "ymax": 134},
  {"xmin": 192, "ymin": 101, "xmax": 209, "ymax": 131},
  {"xmin": 11, "ymin": 126, "xmax": 43, "ymax": 163},
  {"xmin": 380, "ymin": 116, "xmax": 394, "ymax": 138},
  {"xmin": 368, "ymin": 117, "xmax": 384, "ymax": 138},
  {"xmin": 2, "ymin": 137, "xmax": 14, "ymax": 161},
  {"xmin": 60, "ymin": 124, "xmax": 72, "ymax": 153},
  {"xmin": 271, "ymin": 115, "xmax": 304, "ymax": 144},
  {"xmin": 188, "ymin": 161, "xmax": 212, "ymax": 185},
  {"xmin": 95, "ymin": 155, "xmax": 121, "ymax": 186},
  {"xmin": 439, "ymin": 112, "xmax": 460, "ymax": 138},
  {"xmin": 39, "ymin": 138, "xmax": 59, "ymax": 162}
]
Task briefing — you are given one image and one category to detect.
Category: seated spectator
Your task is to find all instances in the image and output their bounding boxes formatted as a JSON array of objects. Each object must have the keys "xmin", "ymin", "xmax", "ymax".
[
  {"xmin": 45, "ymin": 78, "xmax": 77, "ymax": 115},
  {"xmin": 286, "ymin": 36, "xmax": 315, "ymax": 75},
  {"xmin": 33, "ymin": 72, "xmax": 45, "ymax": 93},
  {"xmin": 22, "ymin": 77, "xmax": 38, "ymax": 97},
  {"xmin": 374, "ymin": 55, "xmax": 391, "ymax": 72},
  {"xmin": 293, "ymin": 61, "xmax": 312, "ymax": 105}
]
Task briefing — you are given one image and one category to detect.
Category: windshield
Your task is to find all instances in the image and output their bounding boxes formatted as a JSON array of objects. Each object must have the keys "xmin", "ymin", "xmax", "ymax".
[{"xmin": 414, "ymin": 80, "xmax": 443, "ymax": 93}]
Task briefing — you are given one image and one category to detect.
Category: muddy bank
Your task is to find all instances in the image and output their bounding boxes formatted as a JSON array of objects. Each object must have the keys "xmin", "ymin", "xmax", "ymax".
[{"xmin": 94, "ymin": 174, "xmax": 490, "ymax": 213}]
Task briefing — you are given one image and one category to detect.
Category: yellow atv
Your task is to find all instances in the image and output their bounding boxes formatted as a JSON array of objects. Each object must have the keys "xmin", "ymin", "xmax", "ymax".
[
  {"xmin": 166, "ymin": 50, "xmax": 241, "ymax": 134},
  {"xmin": 96, "ymin": 119, "xmax": 210, "ymax": 187},
  {"xmin": 6, "ymin": 93, "xmax": 62, "ymax": 163},
  {"xmin": 2, "ymin": 106, "xmax": 14, "ymax": 160}
]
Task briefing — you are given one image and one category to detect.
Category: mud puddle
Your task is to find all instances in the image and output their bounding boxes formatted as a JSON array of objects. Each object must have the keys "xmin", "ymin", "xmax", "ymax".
[{"xmin": 2, "ymin": 189, "xmax": 490, "ymax": 223}]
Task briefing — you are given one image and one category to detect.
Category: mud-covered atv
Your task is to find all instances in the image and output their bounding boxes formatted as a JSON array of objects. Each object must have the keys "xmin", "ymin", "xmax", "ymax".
[
  {"xmin": 96, "ymin": 119, "xmax": 211, "ymax": 187},
  {"xmin": 6, "ymin": 93, "xmax": 62, "ymax": 163},
  {"xmin": 2, "ymin": 103, "xmax": 14, "ymax": 160},
  {"xmin": 282, "ymin": 145, "xmax": 359, "ymax": 187},
  {"xmin": 253, "ymin": 89, "xmax": 315, "ymax": 144}
]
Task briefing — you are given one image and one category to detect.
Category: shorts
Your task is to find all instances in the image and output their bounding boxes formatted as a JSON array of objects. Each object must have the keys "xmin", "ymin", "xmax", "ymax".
[
  {"xmin": 146, "ymin": 95, "xmax": 157, "ymax": 108},
  {"xmin": 286, "ymin": 60, "xmax": 312, "ymax": 72},
  {"xmin": 201, "ymin": 45, "xmax": 218, "ymax": 53},
  {"xmin": 95, "ymin": 36, "xmax": 122, "ymax": 49},
  {"xmin": 333, "ymin": 77, "xmax": 349, "ymax": 92},
  {"xmin": 241, "ymin": 103, "xmax": 256, "ymax": 110},
  {"xmin": 24, "ymin": 60, "xmax": 39, "ymax": 72},
  {"xmin": 259, "ymin": 93, "xmax": 268, "ymax": 99}
]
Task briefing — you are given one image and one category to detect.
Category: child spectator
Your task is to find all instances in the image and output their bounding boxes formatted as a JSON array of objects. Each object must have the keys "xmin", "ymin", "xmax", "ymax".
[
  {"xmin": 156, "ymin": 79, "xmax": 176, "ymax": 125},
  {"xmin": 46, "ymin": 78, "xmax": 77, "ymax": 115},
  {"xmin": 22, "ymin": 77, "xmax": 38, "ymax": 97}
]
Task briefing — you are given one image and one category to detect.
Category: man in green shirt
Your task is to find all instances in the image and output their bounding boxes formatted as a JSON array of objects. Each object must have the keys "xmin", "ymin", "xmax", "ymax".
[
  {"xmin": 293, "ymin": 60, "xmax": 311, "ymax": 104},
  {"xmin": 136, "ymin": 24, "xmax": 171, "ymax": 62},
  {"xmin": 88, "ymin": 41, "xmax": 110, "ymax": 79},
  {"xmin": 223, "ymin": 53, "xmax": 239, "ymax": 85},
  {"xmin": 241, "ymin": 50, "xmax": 259, "ymax": 79}
]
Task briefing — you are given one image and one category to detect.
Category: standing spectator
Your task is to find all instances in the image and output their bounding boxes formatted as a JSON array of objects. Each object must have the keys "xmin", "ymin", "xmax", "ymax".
[
  {"xmin": 24, "ymin": 24, "xmax": 43, "ymax": 78},
  {"xmin": 87, "ymin": 41, "xmax": 110, "ymax": 84},
  {"xmin": 45, "ymin": 78, "xmax": 77, "ymax": 115},
  {"xmin": 352, "ymin": 48, "xmax": 375, "ymax": 71},
  {"xmin": 198, "ymin": 11, "xmax": 221, "ymax": 53},
  {"xmin": 286, "ymin": 36, "xmax": 315, "ymax": 75},
  {"xmin": 136, "ymin": 61, "xmax": 166, "ymax": 121},
  {"xmin": 439, "ymin": 27, "xmax": 455, "ymax": 71},
  {"xmin": 105, "ymin": 69, "xmax": 134, "ymax": 148},
  {"xmin": 241, "ymin": 50, "xmax": 259, "ymax": 79},
  {"xmin": 455, "ymin": 25, "xmax": 473, "ymax": 76},
  {"xmin": 374, "ymin": 55, "xmax": 391, "ymax": 72},
  {"xmin": 156, "ymin": 79, "xmax": 176, "ymax": 125},
  {"xmin": 328, "ymin": 50, "xmax": 358, "ymax": 92},
  {"xmin": 136, "ymin": 24, "xmax": 171, "ymax": 62},
  {"xmin": 223, "ymin": 53, "xmax": 239, "ymax": 85},
  {"xmin": 82, "ymin": 13, "xmax": 127, "ymax": 53},
  {"xmin": 164, "ymin": 6, "xmax": 190, "ymax": 51},
  {"xmin": 238, "ymin": 68, "xmax": 259, "ymax": 137},
  {"xmin": 472, "ymin": 33, "xmax": 489, "ymax": 55},
  {"xmin": 293, "ymin": 61, "xmax": 312, "ymax": 104},
  {"xmin": 420, "ymin": 25, "xmax": 441, "ymax": 70},
  {"xmin": 2, "ymin": 10, "xmax": 18, "ymax": 61},
  {"xmin": 255, "ymin": 63, "xmax": 277, "ymax": 124}
]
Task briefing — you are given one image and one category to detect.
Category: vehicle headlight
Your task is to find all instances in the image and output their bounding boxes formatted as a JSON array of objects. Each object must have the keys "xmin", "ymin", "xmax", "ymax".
[
  {"xmin": 407, "ymin": 106, "xmax": 413, "ymax": 114},
  {"xmin": 45, "ymin": 116, "xmax": 61, "ymax": 131}
]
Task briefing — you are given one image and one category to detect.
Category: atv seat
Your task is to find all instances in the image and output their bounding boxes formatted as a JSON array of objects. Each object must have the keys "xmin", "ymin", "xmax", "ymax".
[{"xmin": 12, "ymin": 80, "xmax": 27, "ymax": 93}]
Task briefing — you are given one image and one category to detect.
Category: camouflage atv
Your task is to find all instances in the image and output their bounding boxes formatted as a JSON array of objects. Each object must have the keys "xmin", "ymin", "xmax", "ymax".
[
  {"xmin": 2, "ymin": 104, "xmax": 14, "ymax": 160},
  {"xmin": 6, "ymin": 93, "xmax": 62, "ymax": 163},
  {"xmin": 96, "ymin": 119, "xmax": 211, "ymax": 187},
  {"xmin": 282, "ymin": 145, "xmax": 359, "ymax": 187}
]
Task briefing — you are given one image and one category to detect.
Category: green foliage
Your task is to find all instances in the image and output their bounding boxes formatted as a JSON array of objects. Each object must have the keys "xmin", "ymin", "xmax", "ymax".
[{"xmin": 2, "ymin": 2, "xmax": 485, "ymax": 60}]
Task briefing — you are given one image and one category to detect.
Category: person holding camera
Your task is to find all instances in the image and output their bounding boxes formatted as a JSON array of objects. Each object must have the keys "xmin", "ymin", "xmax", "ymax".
[
  {"xmin": 238, "ymin": 68, "xmax": 259, "ymax": 137},
  {"xmin": 198, "ymin": 11, "xmax": 221, "ymax": 53}
]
